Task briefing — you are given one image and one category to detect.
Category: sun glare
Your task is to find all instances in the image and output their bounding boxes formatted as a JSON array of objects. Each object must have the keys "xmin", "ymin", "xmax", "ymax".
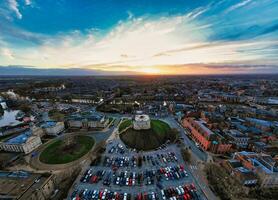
[{"xmin": 139, "ymin": 68, "xmax": 161, "ymax": 74}]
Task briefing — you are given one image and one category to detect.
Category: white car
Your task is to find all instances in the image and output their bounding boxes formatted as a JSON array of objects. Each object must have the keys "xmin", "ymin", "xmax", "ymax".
[
  {"xmin": 179, "ymin": 186, "xmax": 184, "ymax": 194},
  {"xmin": 161, "ymin": 190, "xmax": 166, "ymax": 200},
  {"xmin": 116, "ymin": 177, "xmax": 120, "ymax": 185},
  {"xmin": 176, "ymin": 187, "xmax": 181, "ymax": 195},
  {"xmin": 123, "ymin": 193, "xmax": 127, "ymax": 200},
  {"xmin": 83, "ymin": 189, "xmax": 88, "ymax": 196},
  {"xmin": 102, "ymin": 189, "xmax": 108, "ymax": 200},
  {"xmin": 151, "ymin": 192, "xmax": 156, "ymax": 200}
]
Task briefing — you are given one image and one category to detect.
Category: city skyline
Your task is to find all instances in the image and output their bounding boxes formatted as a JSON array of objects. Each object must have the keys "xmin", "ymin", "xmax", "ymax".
[{"xmin": 0, "ymin": 0, "xmax": 278, "ymax": 75}]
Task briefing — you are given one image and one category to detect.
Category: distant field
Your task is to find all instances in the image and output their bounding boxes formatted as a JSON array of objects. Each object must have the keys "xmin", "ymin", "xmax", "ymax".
[
  {"xmin": 120, "ymin": 119, "xmax": 171, "ymax": 151},
  {"xmin": 39, "ymin": 135, "xmax": 94, "ymax": 164}
]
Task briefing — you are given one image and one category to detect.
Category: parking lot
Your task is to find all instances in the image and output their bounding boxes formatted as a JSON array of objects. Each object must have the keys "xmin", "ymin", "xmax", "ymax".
[{"xmin": 69, "ymin": 139, "xmax": 206, "ymax": 200}]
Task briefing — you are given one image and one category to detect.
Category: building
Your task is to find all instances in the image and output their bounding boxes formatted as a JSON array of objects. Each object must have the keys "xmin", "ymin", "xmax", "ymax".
[
  {"xmin": 246, "ymin": 118, "xmax": 275, "ymax": 132},
  {"xmin": 225, "ymin": 129, "xmax": 249, "ymax": 148},
  {"xmin": 0, "ymin": 171, "xmax": 55, "ymax": 200},
  {"xmin": 41, "ymin": 121, "xmax": 64, "ymax": 135},
  {"xmin": 182, "ymin": 117, "xmax": 232, "ymax": 154},
  {"xmin": 133, "ymin": 114, "xmax": 151, "ymax": 130},
  {"xmin": 251, "ymin": 141, "xmax": 278, "ymax": 157},
  {"xmin": 72, "ymin": 98, "xmax": 94, "ymax": 104},
  {"xmin": 67, "ymin": 112, "xmax": 109, "ymax": 129},
  {"xmin": 0, "ymin": 130, "xmax": 42, "ymax": 154},
  {"xmin": 234, "ymin": 151, "xmax": 278, "ymax": 188},
  {"xmin": 67, "ymin": 116, "xmax": 83, "ymax": 128},
  {"xmin": 87, "ymin": 114, "xmax": 109, "ymax": 129},
  {"xmin": 223, "ymin": 159, "xmax": 258, "ymax": 186}
]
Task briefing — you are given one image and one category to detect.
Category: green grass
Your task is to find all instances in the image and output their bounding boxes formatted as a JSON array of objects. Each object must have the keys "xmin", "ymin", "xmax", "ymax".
[
  {"xmin": 120, "ymin": 119, "xmax": 172, "ymax": 151},
  {"xmin": 108, "ymin": 117, "xmax": 114, "ymax": 124},
  {"xmin": 39, "ymin": 135, "xmax": 94, "ymax": 164},
  {"xmin": 118, "ymin": 119, "xmax": 132, "ymax": 132},
  {"xmin": 151, "ymin": 120, "xmax": 171, "ymax": 135}
]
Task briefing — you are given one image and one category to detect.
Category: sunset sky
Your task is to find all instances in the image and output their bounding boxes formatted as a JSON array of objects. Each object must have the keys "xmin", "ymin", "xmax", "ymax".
[{"xmin": 0, "ymin": 0, "xmax": 277, "ymax": 75}]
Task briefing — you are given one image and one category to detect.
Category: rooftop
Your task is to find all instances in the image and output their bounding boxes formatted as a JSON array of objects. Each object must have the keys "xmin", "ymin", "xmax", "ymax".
[
  {"xmin": 135, "ymin": 114, "xmax": 150, "ymax": 122},
  {"xmin": 4, "ymin": 130, "xmax": 32, "ymax": 145},
  {"xmin": 246, "ymin": 117, "xmax": 273, "ymax": 127},
  {"xmin": 41, "ymin": 121, "xmax": 57, "ymax": 128},
  {"xmin": 195, "ymin": 120, "xmax": 214, "ymax": 136},
  {"xmin": 68, "ymin": 111, "xmax": 104, "ymax": 121},
  {"xmin": 0, "ymin": 171, "xmax": 51, "ymax": 199},
  {"xmin": 227, "ymin": 129, "xmax": 248, "ymax": 138}
]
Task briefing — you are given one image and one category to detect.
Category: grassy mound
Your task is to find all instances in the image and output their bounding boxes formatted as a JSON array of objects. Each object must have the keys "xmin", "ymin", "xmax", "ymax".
[
  {"xmin": 40, "ymin": 135, "xmax": 94, "ymax": 164},
  {"xmin": 120, "ymin": 119, "xmax": 172, "ymax": 151},
  {"xmin": 118, "ymin": 119, "xmax": 132, "ymax": 132}
]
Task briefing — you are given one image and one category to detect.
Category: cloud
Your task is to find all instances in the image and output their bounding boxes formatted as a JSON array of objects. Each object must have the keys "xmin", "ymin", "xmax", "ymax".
[
  {"xmin": 1, "ymin": 13, "xmax": 277, "ymax": 70},
  {"xmin": 1, "ymin": 48, "xmax": 14, "ymax": 59},
  {"xmin": 0, "ymin": 21, "xmax": 46, "ymax": 45},
  {"xmin": 186, "ymin": 7, "xmax": 209, "ymax": 20},
  {"xmin": 25, "ymin": 0, "xmax": 32, "ymax": 6},
  {"xmin": 0, "ymin": 65, "xmax": 143, "ymax": 76},
  {"xmin": 7, "ymin": 0, "xmax": 22, "ymax": 19},
  {"xmin": 225, "ymin": 0, "xmax": 252, "ymax": 13},
  {"xmin": 2, "ymin": 14, "xmax": 210, "ymax": 68},
  {"xmin": 0, "ymin": 0, "xmax": 277, "ymax": 74}
]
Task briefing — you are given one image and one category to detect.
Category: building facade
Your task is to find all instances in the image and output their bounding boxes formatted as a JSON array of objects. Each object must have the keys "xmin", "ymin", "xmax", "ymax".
[
  {"xmin": 182, "ymin": 117, "xmax": 232, "ymax": 154},
  {"xmin": 133, "ymin": 114, "xmax": 151, "ymax": 130},
  {"xmin": 0, "ymin": 130, "xmax": 42, "ymax": 154},
  {"xmin": 234, "ymin": 151, "xmax": 278, "ymax": 188},
  {"xmin": 225, "ymin": 129, "xmax": 249, "ymax": 148},
  {"xmin": 67, "ymin": 112, "xmax": 109, "ymax": 129},
  {"xmin": 42, "ymin": 121, "xmax": 64, "ymax": 135}
]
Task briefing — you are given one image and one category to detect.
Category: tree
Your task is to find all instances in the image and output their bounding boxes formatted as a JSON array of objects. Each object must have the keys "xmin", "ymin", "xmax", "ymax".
[
  {"xmin": 204, "ymin": 163, "xmax": 246, "ymax": 200},
  {"xmin": 0, "ymin": 105, "xmax": 3, "ymax": 116},
  {"xmin": 19, "ymin": 103, "xmax": 31, "ymax": 114},
  {"xmin": 168, "ymin": 128, "xmax": 180, "ymax": 142},
  {"xmin": 181, "ymin": 147, "xmax": 191, "ymax": 162}
]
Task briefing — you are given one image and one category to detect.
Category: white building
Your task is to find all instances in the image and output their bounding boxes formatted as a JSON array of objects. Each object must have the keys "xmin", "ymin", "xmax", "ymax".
[
  {"xmin": 0, "ymin": 130, "xmax": 42, "ymax": 154},
  {"xmin": 133, "ymin": 114, "xmax": 151, "ymax": 130},
  {"xmin": 67, "ymin": 117, "xmax": 83, "ymax": 128},
  {"xmin": 225, "ymin": 129, "xmax": 249, "ymax": 148},
  {"xmin": 72, "ymin": 99, "xmax": 94, "ymax": 104},
  {"xmin": 41, "ymin": 121, "xmax": 64, "ymax": 135},
  {"xmin": 67, "ymin": 113, "xmax": 109, "ymax": 129},
  {"xmin": 87, "ymin": 116, "xmax": 109, "ymax": 128}
]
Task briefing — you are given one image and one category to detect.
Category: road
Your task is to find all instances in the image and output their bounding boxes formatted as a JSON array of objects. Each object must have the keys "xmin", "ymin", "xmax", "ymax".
[
  {"xmin": 163, "ymin": 116, "xmax": 218, "ymax": 200},
  {"xmin": 162, "ymin": 116, "xmax": 207, "ymax": 161}
]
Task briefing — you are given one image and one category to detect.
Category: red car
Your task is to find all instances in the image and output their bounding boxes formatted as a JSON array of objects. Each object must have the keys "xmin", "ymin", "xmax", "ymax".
[
  {"xmin": 183, "ymin": 194, "xmax": 188, "ymax": 200},
  {"xmin": 180, "ymin": 165, "xmax": 184, "ymax": 171},
  {"xmin": 191, "ymin": 183, "xmax": 196, "ymax": 190},
  {"xmin": 99, "ymin": 190, "xmax": 103, "ymax": 199}
]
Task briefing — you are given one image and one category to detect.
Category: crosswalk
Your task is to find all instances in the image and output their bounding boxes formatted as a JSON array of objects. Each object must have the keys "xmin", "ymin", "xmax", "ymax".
[{"xmin": 190, "ymin": 165, "xmax": 198, "ymax": 170}]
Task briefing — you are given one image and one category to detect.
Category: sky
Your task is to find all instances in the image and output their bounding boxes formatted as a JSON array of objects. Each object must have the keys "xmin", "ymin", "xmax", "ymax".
[{"xmin": 0, "ymin": 0, "xmax": 278, "ymax": 75}]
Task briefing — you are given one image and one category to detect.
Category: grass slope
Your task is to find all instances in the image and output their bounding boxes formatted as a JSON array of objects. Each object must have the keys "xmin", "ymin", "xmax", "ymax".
[
  {"xmin": 40, "ymin": 135, "xmax": 94, "ymax": 164},
  {"xmin": 118, "ymin": 119, "xmax": 132, "ymax": 132},
  {"xmin": 120, "ymin": 119, "xmax": 171, "ymax": 151}
]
